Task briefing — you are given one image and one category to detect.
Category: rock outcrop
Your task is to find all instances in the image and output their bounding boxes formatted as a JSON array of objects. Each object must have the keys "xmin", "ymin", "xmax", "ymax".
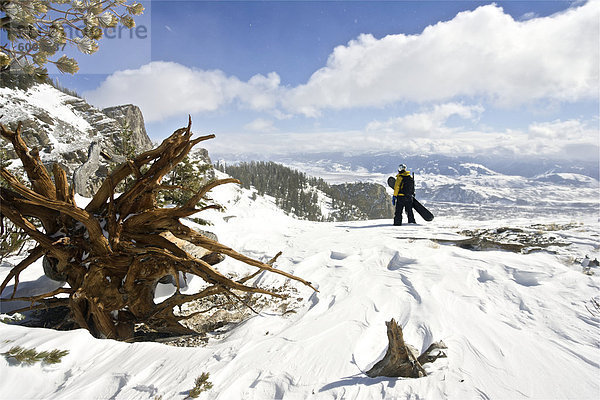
[
  {"xmin": 330, "ymin": 182, "xmax": 394, "ymax": 219},
  {"xmin": 0, "ymin": 84, "xmax": 154, "ymax": 196},
  {"xmin": 102, "ymin": 104, "xmax": 153, "ymax": 151}
]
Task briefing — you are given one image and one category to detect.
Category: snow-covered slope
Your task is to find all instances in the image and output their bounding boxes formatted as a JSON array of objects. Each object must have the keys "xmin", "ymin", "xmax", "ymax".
[
  {"xmin": 0, "ymin": 84, "xmax": 152, "ymax": 196},
  {"xmin": 1, "ymin": 172, "xmax": 599, "ymax": 399},
  {"xmin": 278, "ymin": 160, "xmax": 599, "ymax": 214}
]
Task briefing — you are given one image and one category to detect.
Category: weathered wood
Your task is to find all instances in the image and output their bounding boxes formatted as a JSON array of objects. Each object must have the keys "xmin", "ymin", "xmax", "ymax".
[
  {"xmin": 53, "ymin": 163, "xmax": 73, "ymax": 204},
  {"xmin": 0, "ymin": 123, "xmax": 56, "ymax": 200},
  {"xmin": 366, "ymin": 319, "xmax": 447, "ymax": 378},
  {"xmin": 1, "ymin": 168, "xmax": 112, "ymax": 255},
  {"xmin": 0, "ymin": 119, "xmax": 316, "ymax": 340},
  {"xmin": 0, "ymin": 198, "xmax": 69, "ymax": 263},
  {"xmin": 0, "ymin": 246, "xmax": 44, "ymax": 298},
  {"xmin": 166, "ymin": 220, "xmax": 318, "ymax": 291}
]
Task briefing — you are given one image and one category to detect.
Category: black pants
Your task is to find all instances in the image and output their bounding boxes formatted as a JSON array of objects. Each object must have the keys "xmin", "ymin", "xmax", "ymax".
[{"xmin": 394, "ymin": 196, "xmax": 415, "ymax": 225}]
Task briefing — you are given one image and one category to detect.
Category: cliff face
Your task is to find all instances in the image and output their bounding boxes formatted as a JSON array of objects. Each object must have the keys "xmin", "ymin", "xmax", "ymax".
[
  {"xmin": 0, "ymin": 84, "xmax": 154, "ymax": 196},
  {"xmin": 330, "ymin": 182, "xmax": 394, "ymax": 219},
  {"xmin": 102, "ymin": 104, "xmax": 153, "ymax": 151}
]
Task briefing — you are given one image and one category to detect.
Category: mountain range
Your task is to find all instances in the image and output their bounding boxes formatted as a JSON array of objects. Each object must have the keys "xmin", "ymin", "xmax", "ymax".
[
  {"xmin": 215, "ymin": 151, "xmax": 600, "ymax": 180},
  {"xmin": 1, "ymin": 83, "xmax": 597, "ymax": 221},
  {"xmin": 215, "ymin": 152, "xmax": 598, "ymax": 218}
]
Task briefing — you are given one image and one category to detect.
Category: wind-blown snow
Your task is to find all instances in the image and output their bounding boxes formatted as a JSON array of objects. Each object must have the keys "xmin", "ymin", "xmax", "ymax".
[
  {"xmin": 1, "ymin": 174, "xmax": 599, "ymax": 399},
  {"xmin": 0, "ymin": 85, "xmax": 93, "ymax": 134}
]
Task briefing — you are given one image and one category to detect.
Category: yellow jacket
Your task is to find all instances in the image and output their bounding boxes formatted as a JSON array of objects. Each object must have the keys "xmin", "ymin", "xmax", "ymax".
[{"xmin": 394, "ymin": 170, "xmax": 413, "ymax": 196}]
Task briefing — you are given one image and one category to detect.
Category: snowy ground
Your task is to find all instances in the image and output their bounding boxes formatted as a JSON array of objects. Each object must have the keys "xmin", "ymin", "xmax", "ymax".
[{"xmin": 1, "ymin": 178, "xmax": 599, "ymax": 399}]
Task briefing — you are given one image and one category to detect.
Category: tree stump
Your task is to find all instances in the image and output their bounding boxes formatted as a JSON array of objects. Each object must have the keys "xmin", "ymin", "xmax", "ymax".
[{"xmin": 366, "ymin": 319, "xmax": 447, "ymax": 378}]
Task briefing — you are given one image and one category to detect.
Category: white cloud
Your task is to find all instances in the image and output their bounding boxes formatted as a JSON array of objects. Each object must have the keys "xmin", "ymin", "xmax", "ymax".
[
  {"xmin": 528, "ymin": 119, "xmax": 591, "ymax": 140},
  {"xmin": 205, "ymin": 115, "xmax": 598, "ymax": 162},
  {"xmin": 244, "ymin": 118, "xmax": 276, "ymax": 132},
  {"xmin": 526, "ymin": 119, "xmax": 599, "ymax": 160},
  {"xmin": 366, "ymin": 103, "xmax": 484, "ymax": 135},
  {"xmin": 84, "ymin": 62, "xmax": 282, "ymax": 122},
  {"xmin": 87, "ymin": 1, "xmax": 598, "ymax": 123},
  {"xmin": 232, "ymin": 72, "xmax": 282, "ymax": 111},
  {"xmin": 283, "ymin": 1, "xmax": 599, "ymax": 115}
]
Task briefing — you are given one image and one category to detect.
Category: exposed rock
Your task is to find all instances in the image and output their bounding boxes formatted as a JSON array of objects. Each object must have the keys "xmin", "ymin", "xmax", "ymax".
[
  {"xmin": 330, "ymin": 182, "xmax": 394, "ymax": 219},
  {"xmin": 434, "ymin": 225, "xmax": 573, "ymax": 254},
  {"xmin": 0, "ymin": 84, "xmax": 155, "ymax": 196},
  {"xmin": 3, "ymin": 118, "xmax": 51, "ymax": 157},
  {"xmin": 102, "ymin": 104, "xmax": 153, "ymax": 152}
]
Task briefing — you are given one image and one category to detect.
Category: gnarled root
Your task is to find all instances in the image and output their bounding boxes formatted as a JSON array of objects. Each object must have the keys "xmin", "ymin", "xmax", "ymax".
[{"xmin": 0, "ymin": 118, "xmax": 316, "ymax": 340}]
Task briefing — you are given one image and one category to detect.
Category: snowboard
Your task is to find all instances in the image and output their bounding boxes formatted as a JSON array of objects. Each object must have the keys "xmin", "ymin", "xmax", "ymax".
[{"xmin": 387, "ymin": 176, "xmax": 434, "ymax": 222}]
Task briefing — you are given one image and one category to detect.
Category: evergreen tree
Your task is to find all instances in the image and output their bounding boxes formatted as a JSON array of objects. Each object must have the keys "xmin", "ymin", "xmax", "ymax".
[
  {"xmin": 0, "ymin": 0, "xmax": 144, "ymax": 83},
  {"xmin": 215, "ymin": 161, "xmax": 391, "ymax": 222},
  {"xmin": 159, "ymin": 155, "xmax": 213, "ymax": 208}
]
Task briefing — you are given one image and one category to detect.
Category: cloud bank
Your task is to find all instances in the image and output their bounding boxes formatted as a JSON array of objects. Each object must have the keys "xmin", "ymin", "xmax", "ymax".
[
  {"xmin": 85, "ymin": 1, "xmax": 599, "ymax": 121},
  {"xmin": 366, "ymin": 103, "xmax": 484, "ymax": 135},
  {"xmin": 285, "ymin": 1, "xmax": 599, "ymax": 115},
  {"xmin": 85, "ymin": 62, "xmax": 283, "ymax": 122},
  {"xmin": 202, "ymin": 101, "xmax": 598, "ymax": 162}
]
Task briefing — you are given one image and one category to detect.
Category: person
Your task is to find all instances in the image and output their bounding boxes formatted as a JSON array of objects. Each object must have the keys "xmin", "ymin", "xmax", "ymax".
[{"xmin": 393, "ymin": 164, "xmax": 416, "ymax": 226}]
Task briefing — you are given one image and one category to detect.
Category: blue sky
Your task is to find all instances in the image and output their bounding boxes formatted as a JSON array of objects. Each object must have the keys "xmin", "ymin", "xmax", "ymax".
[
  {"xmin": 55, "ymin": 0, "xmax": 599, "ymax": 161},
  {"xmin": 150, "ymin": 1, "xmax": 573, "ymax": 84}
]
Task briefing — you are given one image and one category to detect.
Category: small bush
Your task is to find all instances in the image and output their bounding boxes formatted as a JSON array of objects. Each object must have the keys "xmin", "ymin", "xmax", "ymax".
[
  {"xmin": 188, "ymin": 372, "xmax": 213, "ymax": 398},
  {"xmin": 2, "ymin": 346, "xmax": 69, "ymax": 365}
]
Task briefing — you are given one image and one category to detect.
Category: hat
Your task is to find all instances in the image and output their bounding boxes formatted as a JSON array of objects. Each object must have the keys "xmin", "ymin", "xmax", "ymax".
[{"xmin": 398, "ymin": 164, "xmax": 407, "ymax": 172}]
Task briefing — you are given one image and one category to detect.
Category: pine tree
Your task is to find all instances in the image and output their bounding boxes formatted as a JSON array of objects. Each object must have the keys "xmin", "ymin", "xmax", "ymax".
[{"xmin": 1, "ymin": 1, "xmax": 144, "ymax": 82}]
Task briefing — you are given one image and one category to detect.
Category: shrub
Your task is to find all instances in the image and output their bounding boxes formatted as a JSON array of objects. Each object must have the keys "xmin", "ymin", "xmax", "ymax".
[
  {"xmin": 188, "ymin": 372, "xmax": 213, "ymax": 398},
  {"xmin": 2, "ymin": 346, "xmax": 69, "ymax": 365}
]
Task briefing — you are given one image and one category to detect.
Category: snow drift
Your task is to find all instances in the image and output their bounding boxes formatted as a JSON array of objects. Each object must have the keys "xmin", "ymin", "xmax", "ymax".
[{"xmin": 0, "ymin": 173, "xmax": 598, "ymax": 399}]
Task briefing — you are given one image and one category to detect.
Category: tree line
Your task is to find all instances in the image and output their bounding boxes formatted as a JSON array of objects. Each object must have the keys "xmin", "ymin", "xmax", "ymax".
[{"xmin": 214, "ymin": 161, "xmax": 392, "ymax": 222}]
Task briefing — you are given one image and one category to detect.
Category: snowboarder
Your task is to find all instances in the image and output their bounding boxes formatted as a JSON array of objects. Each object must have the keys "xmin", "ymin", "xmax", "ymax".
[{"xmin": 393, "ymin": 164, "xmax": 416, "ymax": 226}]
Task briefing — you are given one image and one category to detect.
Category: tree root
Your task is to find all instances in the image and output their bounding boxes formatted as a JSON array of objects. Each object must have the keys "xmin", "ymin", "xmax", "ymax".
[{"xmin": 0, "ymin": 118, "xmax": 316, "ymax": 340}]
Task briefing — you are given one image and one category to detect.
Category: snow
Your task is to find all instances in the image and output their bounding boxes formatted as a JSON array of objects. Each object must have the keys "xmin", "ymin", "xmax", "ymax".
[
  {"xmin": 0, "ymin": 85, "xmax": 115, "ymax": 164},
  {"xmin": 0, "ymin": 85, "xmax": 93, "ymax": 134},
  {"xmin": 1, "ymin": 174, "xmax": 599, "ymax": 399}
]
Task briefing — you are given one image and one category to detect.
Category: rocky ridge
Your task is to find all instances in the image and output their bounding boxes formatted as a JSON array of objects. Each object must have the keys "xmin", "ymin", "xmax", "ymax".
[
  {"xmin": 329, "ymin": 182, "xmax": 394, "ymax": 219},
  {"xmin": 0, "ymin": 84, "xmax": 153, "ymax": 196}
]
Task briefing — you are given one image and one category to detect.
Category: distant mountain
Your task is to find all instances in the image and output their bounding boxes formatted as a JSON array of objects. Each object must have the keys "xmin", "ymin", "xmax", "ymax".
[
  {"xmin": 215, "ymin": 151, "xmax": 599, "ymax": 180},
  {"xmin": 214, "ymin": 149, "xmax": 598, "ymax": 215},
  {"xmin": 532, "ymin": 172, "xmax": 598, "ymax": 186}
]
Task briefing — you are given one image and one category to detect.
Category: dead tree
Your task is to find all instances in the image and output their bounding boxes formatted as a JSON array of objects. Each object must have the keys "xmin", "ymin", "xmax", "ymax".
[
  {"xmin": 0, "ymin": 118, "xmax": 317, "ymax": 340},
  {"xmin": 366, "ymin": 319, "xmax": 447, "ymax": 378}
]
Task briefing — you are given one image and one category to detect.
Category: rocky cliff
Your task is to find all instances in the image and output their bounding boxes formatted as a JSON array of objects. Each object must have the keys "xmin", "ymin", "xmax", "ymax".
[
  {"xmin": 102, "ymin": 104, "xmax": 153, "ymax": 151},
  {"xmin": 330, "ymin": 182, "xmax": 394, "ymax": 219},
  {"xmin": 0, "ymin": 84, "xmax": 154, "ymax": 196}
]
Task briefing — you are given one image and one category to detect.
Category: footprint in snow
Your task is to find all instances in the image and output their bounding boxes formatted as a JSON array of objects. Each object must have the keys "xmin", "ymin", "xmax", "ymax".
[{"xmin": 477, "ymin": 270, "xmax": 495, "ymax": 283}]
